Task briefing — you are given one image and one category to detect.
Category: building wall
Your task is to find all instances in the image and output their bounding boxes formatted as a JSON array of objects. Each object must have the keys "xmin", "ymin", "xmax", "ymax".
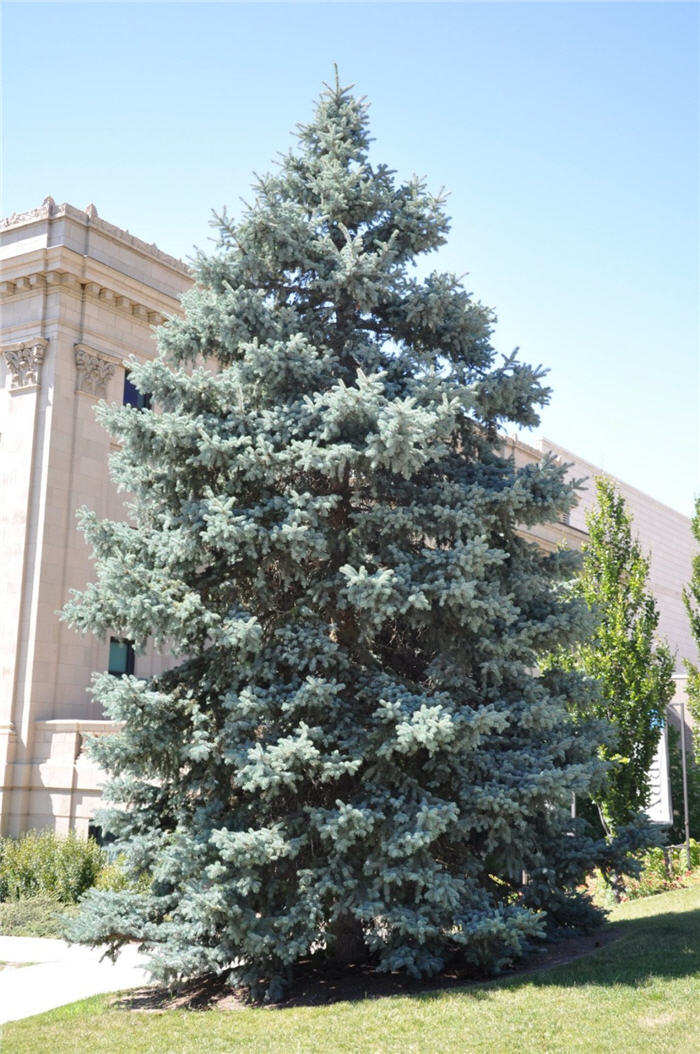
[
  {"xmin": 510, "ymin": 435, "xmax": 698, "ymax": 750},
  {"xmin": 511, "ymin": 435, "xmax": 696, "ymax": 672},
  {"xmin": 0, "ymin": 199, "xmax": 192, "ymax": 834}
]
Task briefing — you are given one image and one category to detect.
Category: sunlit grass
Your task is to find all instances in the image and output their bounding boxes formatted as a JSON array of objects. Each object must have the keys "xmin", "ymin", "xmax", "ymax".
[{"xmin": 2, "ymin": 885, "xmax": 699, "ymax": 1054}]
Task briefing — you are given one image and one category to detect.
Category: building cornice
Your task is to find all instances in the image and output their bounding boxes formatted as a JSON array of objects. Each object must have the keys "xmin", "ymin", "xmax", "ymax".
[
  {"xmin": 1, "ymin": 198, "xmax": 190, "ymax": 277},
  {"xmin": 0, "ymin": 257, "xmax": 173, "ymax": 327},
  {"xmin": 34, "ymin": 719, "xmax": 122, "ymax": 733}
]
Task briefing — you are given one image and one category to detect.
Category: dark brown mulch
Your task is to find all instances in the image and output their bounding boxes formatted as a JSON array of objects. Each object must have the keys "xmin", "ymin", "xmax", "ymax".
[{"xmin": 116, "ymin": 926, "xmax": 620, "ymax": 1013}]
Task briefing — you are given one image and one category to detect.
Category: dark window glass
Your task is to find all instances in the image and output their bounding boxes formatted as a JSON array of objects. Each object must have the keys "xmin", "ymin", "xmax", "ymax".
[
  {"xmin": 108, "ymin": 637, "xmax": 135, "ymax": 676},
  {"xmin": 123, "ymin": 370, "xmax": 151, "ymax": 410},
  {"xmin": 88, "ymin": 822, "xmax": 115, "ymax": 848}
]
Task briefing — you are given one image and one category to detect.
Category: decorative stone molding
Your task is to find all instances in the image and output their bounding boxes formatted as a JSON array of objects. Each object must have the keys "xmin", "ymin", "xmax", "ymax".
[
  {"xmin": 0, "ymin": 267, "xmax": 168, "ymax": 326},
  {"xmin": 0, "ymin": 200, "xmax": 189, "ymax": 275},
  {"xmin": 0, "ymin": 201, "xmax": 54, "ymax": 230},
  {"xmin": 74, "ymin": 344, "xmax": 116, "ymax": 398},
  {"xmin": 2, "ymin": 338, "xmax": 48, "ymax": 390}
]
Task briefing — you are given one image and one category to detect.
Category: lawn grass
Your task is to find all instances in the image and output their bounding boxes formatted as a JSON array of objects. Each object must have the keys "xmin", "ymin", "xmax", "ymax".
[{"xmin": 2, "ymin": 885, "xmax": 698, "ymax": 1054}]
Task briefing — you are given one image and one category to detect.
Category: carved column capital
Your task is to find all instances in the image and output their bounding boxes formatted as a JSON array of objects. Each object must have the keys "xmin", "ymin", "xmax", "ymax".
[
  {"xmin": 2, "ymin": 338, "xmax": 48, "ymax": 390},
  {"xmin": 74, "ymin": 344, "xmax": 116, "ymax": 398}
]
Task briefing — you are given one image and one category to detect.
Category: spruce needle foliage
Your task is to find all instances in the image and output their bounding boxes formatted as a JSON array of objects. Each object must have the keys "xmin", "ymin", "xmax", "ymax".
[{"xmin": 63, "ymin": 77, "xmax": 612, "ymax": 1000}]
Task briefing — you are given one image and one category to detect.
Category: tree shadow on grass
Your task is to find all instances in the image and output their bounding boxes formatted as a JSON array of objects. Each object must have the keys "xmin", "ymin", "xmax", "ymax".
[
  {"xmin": 115, "ymin": 903, "xmax": 700, "ymax": 1013},
  {"xmin": 517, "ymin": 905, "xmax": 700, "ymax": 993}
]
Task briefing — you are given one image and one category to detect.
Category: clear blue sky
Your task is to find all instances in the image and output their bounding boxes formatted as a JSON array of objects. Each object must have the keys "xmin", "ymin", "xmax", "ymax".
[{"xmin": 3, "ymin": 2, "xmax": 698, "ymax": 516}]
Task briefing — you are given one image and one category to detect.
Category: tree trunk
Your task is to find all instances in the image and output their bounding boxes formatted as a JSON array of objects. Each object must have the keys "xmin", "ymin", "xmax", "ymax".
[{"xmin": 325, "ymin": 913, "xmax": 366, "ymax": 966}]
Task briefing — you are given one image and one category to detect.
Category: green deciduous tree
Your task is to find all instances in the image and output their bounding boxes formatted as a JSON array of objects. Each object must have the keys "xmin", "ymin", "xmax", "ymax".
[
  {"xmin": 555, "ymin": 478, "xmax": 675, "ymax": 833},
  {"xmin": 667, "ymin": 725, "xmax": 700, "ymax": 842},
  {"xmin": 64, "ymin": 77, "xmax": 612, "ymax": 1000},
  {"xmin": 682, "ymin": 498, "xmax": 700, "ymax": 759}
]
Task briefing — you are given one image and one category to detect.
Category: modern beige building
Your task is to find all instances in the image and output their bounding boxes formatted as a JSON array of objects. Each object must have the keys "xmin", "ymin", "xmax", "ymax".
[
  {"xmin": 510, "ymin": 435, "xmax": 697, "ymax": 674},
  {"xmin": 510, "ymin": 437, "xmax": 698, "ymax": 757},
  {"xmin": 1, "ymin": 200, "xmax": 697, "ymax": 836}
]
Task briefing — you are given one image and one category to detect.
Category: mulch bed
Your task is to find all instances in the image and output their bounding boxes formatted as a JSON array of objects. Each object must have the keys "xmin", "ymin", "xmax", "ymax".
[{"xmin": 116, "ymin": 926, "xmax": 620, "ymax": 1013}]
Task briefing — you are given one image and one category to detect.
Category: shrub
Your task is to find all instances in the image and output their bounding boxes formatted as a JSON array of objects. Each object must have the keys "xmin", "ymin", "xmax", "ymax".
[
  {"xmin": 94, "ymin": 855, "xmax": 150, "ymax": 893},
  {"xmin": 0, "ymin": 830, "xmax": 105, "ymax": 904},
  {"xmin": 0, "ymin": 895, "xmax": 79, "ymax": 938},
  {"xmin": 585, "ymin": 839, "xmax": 700, "ymax": 904}
]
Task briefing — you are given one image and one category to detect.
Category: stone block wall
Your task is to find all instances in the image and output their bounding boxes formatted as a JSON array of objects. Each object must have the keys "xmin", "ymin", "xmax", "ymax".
[{"xmin": 0, "ymin": 199, "xmax": 192, "ymax": 835}]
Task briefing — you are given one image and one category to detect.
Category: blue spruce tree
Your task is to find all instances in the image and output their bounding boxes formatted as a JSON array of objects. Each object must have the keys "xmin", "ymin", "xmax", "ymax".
[{"xmin": 64, "ymin": 77, "xmax": 611, "ymax": 1000}]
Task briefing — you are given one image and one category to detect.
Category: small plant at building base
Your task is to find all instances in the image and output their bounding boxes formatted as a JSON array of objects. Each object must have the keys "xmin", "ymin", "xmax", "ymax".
[
  {"xmin": 64, "ymin": 76, "xmax": 616, "ymax": 1001},
  {"xmin": 585, "ymin": 839, "xmax": 700, "ymax": 905}
]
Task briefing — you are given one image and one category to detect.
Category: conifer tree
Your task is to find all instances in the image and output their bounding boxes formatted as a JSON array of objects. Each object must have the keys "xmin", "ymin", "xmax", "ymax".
[
  {"xmin": 554, "ymin": 478, "xmax": 674, "ymax": 833},
  {"xmin": 64, "ymin": 77, "xmax": 611, "ymax": 999}
]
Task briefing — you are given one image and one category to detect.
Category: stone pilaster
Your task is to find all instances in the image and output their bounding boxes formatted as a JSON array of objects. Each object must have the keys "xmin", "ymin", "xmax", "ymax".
[{"xmin": 0, "ymin": 723, "xmax": 17, "ymax": 835}]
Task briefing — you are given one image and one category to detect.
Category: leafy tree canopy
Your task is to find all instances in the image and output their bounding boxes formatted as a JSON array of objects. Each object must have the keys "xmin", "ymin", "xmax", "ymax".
[
  {"xmin": 682, "ymin": 498, "xmax": 700, "ymax": 758},
  {"xmin": 552, "ymin": 478, "xmax": 675, "ymax": 833}
]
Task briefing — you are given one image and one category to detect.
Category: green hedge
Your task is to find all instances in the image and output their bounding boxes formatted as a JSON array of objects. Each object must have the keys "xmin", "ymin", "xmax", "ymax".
[
  {"xmin": 0, "ymin": 895, "xmax": 79, "ymax": 938},
  {"xmin": 0, "ymin": 830, "xmax": 106, "ymax": 904}
]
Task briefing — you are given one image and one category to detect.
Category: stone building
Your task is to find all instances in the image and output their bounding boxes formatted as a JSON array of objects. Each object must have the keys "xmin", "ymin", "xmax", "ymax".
[
  {"xmin": 0, "ymin": 200, "xmax": 696, "ymax": 836},
  {"xmin": 0, "ymin": 200, "xmax": 191, "ymax": 835}
]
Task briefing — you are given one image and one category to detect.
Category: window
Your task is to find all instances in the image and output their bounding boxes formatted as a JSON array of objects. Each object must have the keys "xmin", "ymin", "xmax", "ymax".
[
  {"xmin": 108, "ymin": 637, "xmax": 135, "ymax": 677},
  {"xmin": 88, "ymin": 821, "xmax": 115, "ymax": 847},
  {"xmin": 123, "ymin": 369, "xmax": 151, "ymax": 410}
]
